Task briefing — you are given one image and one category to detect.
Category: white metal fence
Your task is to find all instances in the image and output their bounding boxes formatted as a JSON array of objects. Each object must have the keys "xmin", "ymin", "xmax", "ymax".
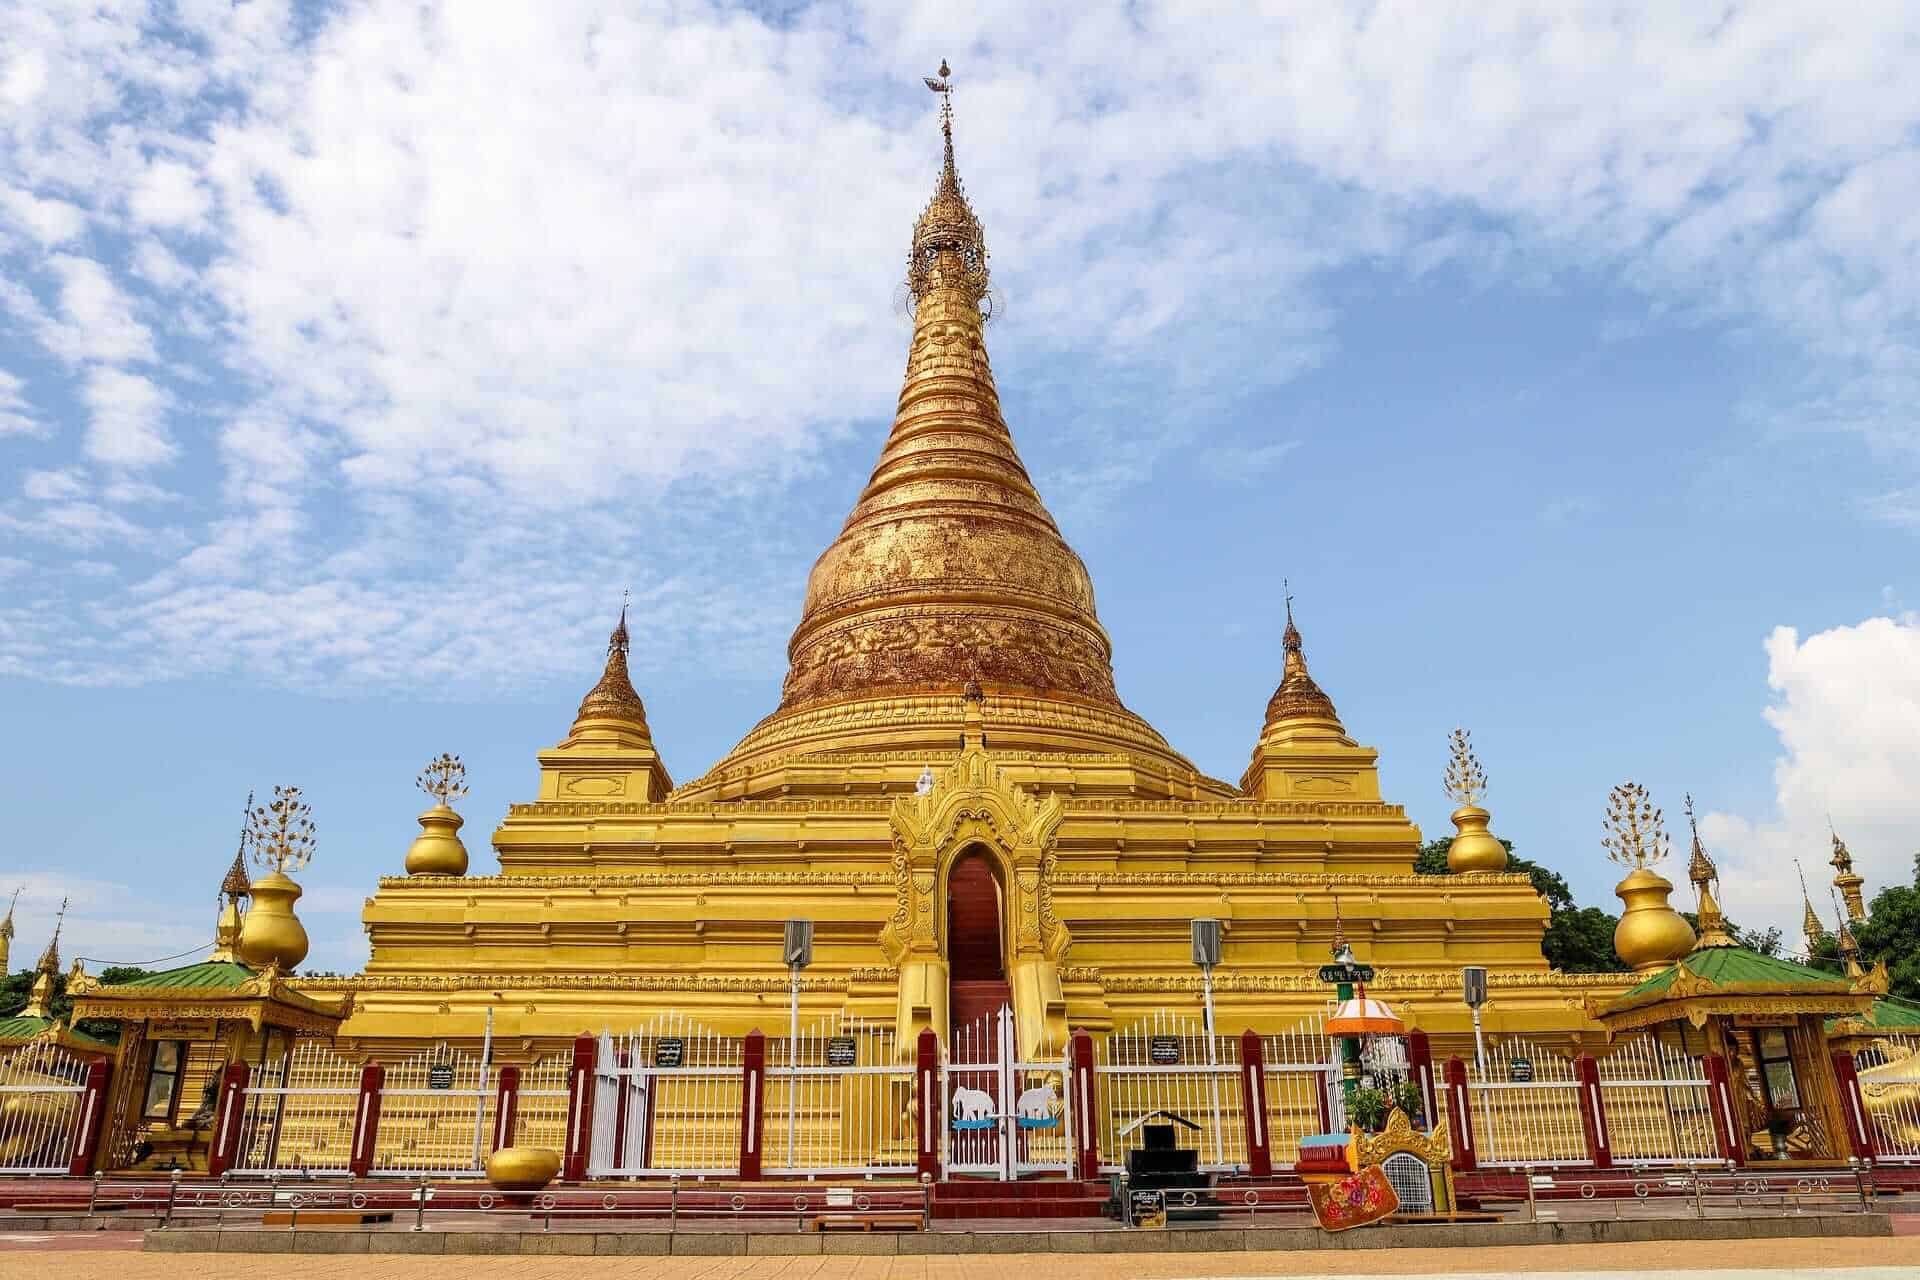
[
  {"xmin": 231, "ymin": 1038, "xmax": 359, "ymax": 1175},
  {"xmin": 587, "ymin": 1013, "xmax": 742, "ymax": 1177},
  {"xmin": 1467, "ymin": 1036, "xmax": 1590, "ymax": 1167},
  {"xmin": 1595, "ymin": 1032, "xmax": 1720, "ymax": 1165},
  {"xmin": 369, "ymin": 1042, "xmax": 494, "ymax": 1177},
  {"xmin": 943, "ymin": 1004, "xmax": 1073, "ymax": 1179},
  {"xmin": 1859, "ymin": 1035, "xmax": 1920, "ymax": 1164},
  {"xmin": 0, "ymin": 1042, "xmax": 90, "ymax": 1175},
  {"xmin": 765, "ymin": 1012, "xmax": 915, "ymax": 1176},
  {"xmin": 1261, "ymin": 1011, "xmax": 1345, "ymax": 1164},
  {"xmin": 1096, "ymin": 1007, "xmax": 1244, "ymax": 1173}
]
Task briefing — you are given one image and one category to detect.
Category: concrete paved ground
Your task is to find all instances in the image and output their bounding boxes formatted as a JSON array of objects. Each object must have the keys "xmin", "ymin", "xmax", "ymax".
[{"xmin": 4, "ymin": 1237, "xmax": 1920, "ymax": 1276}]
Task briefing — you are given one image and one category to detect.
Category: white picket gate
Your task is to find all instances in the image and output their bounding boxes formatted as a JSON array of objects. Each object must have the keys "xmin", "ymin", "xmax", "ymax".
[
  {"xmin": 1097, "ymin": 1007, "xmax": 1245, "ymax": 1172},
  {"xmin": 370, "ymin": 1041, "xmax": 494, "ymax": 1177},
  {"xmin": 1467, "ymin": 1036, "xmax": 1590, "ymax": 1167},
  {"xmin": 942, "ymin": 1005, "xmax": 1071, "ymax": 1180},
  {"xmin": 765, "ymin": 1012, "xmax": 916, "ymax": 1176},
  {"xmin": 1860, "ymin": 1035, "xmax": 1920, "ymax": 1164},
  {"xmin": 231, "ymin": 1038, "xmax": 359, "ymax": 1175},
  {"xmin": 0, "ymin": 1042, "xmax": 91, "ymax": 1175},
  {"xmin": 1595, "ymin": 1033, "xmax": 1720, "ymax": 1165},
  {"xmin": 587, "ymin": 1013, "xmax": 742, "ymax": 1177},
  {"xmin": 1261, "ymin": 1011, "xmax": 1346, "ymax": 1164}
]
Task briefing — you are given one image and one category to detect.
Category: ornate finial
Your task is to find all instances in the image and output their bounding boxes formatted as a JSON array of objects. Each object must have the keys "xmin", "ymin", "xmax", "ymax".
[
  {"xmin": 1602, "ymin": 781, "xmax": 1669, "ymax": 869},
  {"xmin": 1262, "ymin": 590, "xmax": 1341, "ymax": 728},
  {"xmin": 37, "ymin": 896, "xmax": 68, "ymax": 973},
  {"xmin": 1444, "ymin": 727, "xmax": 1487, "ymax": 807},
  {"xmin": 1829, "ymin": 822, "xmax": 1854, "ymax": 873},
  {"xmin": 1683, "ymin": 794, "xmax": 1717, "ymax": 886},
  {"xmin": 1282, "ymin": 579, "xmax": 1299, "ymax": 652},
  {"xmin": 907, "ymin": 59, "xmax": 990, "ymax": 309},
  {"xmin": 0, "ymin": 885, "xmax": 16, "ymax": 943},
  {"xmin": 1329, "ymin": 895, "xmax": 1350, "ymax": 959},
  {"xmin": 220, "ymin": 791, "xmax": 254, "ymax": 902},
  {"xmin": 22, "ymin": 896, "xmax": 66, "ymax": 1020},
  {"xmin": 415, "ymin": 753, "xmax": 470, "ymax": 810},
  {"xmin": 574, "ymin": 601, "xmax": 650, "ymax": 729},
  {"xmin": 247, "ymin": 785, "xmax": 316, "ymax": 876},
  {"xmin": 1796, "ymin": 861, "xmax": 1826, "ymax": 946}
]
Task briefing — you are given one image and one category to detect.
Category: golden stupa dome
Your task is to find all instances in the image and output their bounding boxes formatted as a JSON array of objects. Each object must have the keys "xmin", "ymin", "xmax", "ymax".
[{"xmin": 697, "ymin": 70, "xmax": 1199, "ymax": 788}]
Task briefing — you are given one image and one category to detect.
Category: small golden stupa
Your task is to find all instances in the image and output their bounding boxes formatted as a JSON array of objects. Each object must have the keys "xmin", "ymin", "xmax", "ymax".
[
  {"xmin": 1605, "ymin": 782, "xmax": 1695, "ymax": 972},
  {"xmin": 405, "ymin": 753, "xmax": 472, "ymax": 876},
  {"xmin": 237, "ymin": 785, "xmax": 315, "ymax": 971},
  {"xmin": 1442, "ymin": 728, "xmax": 1506, "ymax": 873}
]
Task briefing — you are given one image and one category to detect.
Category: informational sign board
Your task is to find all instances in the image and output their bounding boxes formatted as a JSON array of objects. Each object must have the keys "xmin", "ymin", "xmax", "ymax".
[
  {"xmin": 1130, "ymin": 1189, "xmax": 1167, "ymax": 1229},
  {"xmin": 1318, "ymin": 963, "xmax": 1375, "ymax": 984},
  {"xmin": 826, "ymin": 1036, "xmax": 859, "ymax": 1067},
  {"xmin": 427, "ymin": 1063, "xmax": 455, "ymax": 1090},
  {"xmin": 1508, "ymin": 1058, "xmax": 1534, "ymax": 1083},
  {"xmin": 1149, "ymin": 1035, "xmax": 1182, "ymax": 1065},
  {"xmin": 654, "ymin": 1038, "xmax": 686, "ymax": 1069}
]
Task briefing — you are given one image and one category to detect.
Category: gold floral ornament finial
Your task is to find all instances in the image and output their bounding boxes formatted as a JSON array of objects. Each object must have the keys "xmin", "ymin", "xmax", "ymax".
[
  {"xmin": 407, "ymin": 753, "xmax": 472, "ymax": 876},
  {"xmin": 237, "ymin": 784, "xmax": 313, "ymax": 971},
  {"xmin": 1443, "ymin": 726, "xmax": 1506, "ymax": 872},
  {"xmin": 907, "ymin": 59, "xmax": 991, "ymax": 311},
  {"xmin": 1606, "ymin": 781, "xmax": 1694, "ymax": 971},
  {"xmin": 1443, "ymin": 727, "xmax": 1486, "ymax": 807},
  {"xmin": 416, "ymin": 753, "xmax": 470, "ymax": 811},
  {"xmin": 1602, "ymin": 781, "xmax": 1668, "ymax": 870}
]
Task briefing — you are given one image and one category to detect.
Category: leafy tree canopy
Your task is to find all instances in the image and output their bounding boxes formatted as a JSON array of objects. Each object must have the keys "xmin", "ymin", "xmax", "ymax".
[
  {"xmin": 1, "ymin": 966, "xmax": 152, "ymax": 1042},
  {"xmin": 1852, "ymin": 852, "xmax": 1920, "ymax": 1001}
]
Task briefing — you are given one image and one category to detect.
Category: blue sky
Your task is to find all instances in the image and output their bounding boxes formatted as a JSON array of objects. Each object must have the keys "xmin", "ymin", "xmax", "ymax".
[{"xmin": 2, "ymin": 2, "xmax": 1917, "ymax": 975}]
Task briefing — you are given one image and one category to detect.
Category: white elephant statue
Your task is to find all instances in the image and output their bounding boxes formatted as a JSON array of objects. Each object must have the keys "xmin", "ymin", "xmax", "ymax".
[
  {"xmin": 951, "ymin": 1086, "xmax": 995, "ymax": 1128},
  {"xmin": 1015, "ymin": 1084, "xmax": 1060, "ymax": 1129}
]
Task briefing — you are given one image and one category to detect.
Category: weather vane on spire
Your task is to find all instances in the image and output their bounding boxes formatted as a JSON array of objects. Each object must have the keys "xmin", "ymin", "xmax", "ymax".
[{"xmin": 923, "ymin": 58, "xmax": 953, "ymax": 138}]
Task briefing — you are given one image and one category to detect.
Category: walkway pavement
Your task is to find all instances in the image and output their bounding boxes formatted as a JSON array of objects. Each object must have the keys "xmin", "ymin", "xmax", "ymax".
[{"xmin": 4, "ymin": 1237, "xmax": 1920, "ymax": 1276}]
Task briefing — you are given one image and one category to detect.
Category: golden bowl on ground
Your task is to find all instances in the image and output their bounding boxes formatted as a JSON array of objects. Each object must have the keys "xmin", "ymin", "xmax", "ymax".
[{"xmin": 485, "ymin": 1146, "xmax": 561, "ymax": 1191}]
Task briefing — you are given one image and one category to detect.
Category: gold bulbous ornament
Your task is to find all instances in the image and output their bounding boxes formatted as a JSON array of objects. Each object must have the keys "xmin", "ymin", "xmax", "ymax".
[
  {"xmin": 1446, "ymin": 805, "xmax": 1508, "ymax": 873},
  {"xmin": 237, "ymin": 870, "xmax": 310, "ymax": 970},
  {"xmin": 405, "ymin": 804, "xmax": 469, "ymax": 876},
  {"xmin": 485, "ymin": 1145, "xmax": 560, "ymax": 1191},
  {"xmin": 1612, "ymin": 865, "xmax": 1695, "ymax": 972}
]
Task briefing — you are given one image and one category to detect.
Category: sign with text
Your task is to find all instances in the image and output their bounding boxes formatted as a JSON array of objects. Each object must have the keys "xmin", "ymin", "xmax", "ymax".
[
  {"xmin": 1508, "ymin": 1058, "xmax": 1534, "ymax": 1083},
  {"xmin": 1130, "ymin": 1189, "xmax": 1167, "ymax": 1229},
  {"xmin": 1149, "ymin": 1036, "xmax": 1182, "ymax": 1065},
  {"xmin": 653, "ymin": 1038, "xmax": 686, "ymax": 1069},
  {"xmin": 427, "ymin": 1063, "xmax": 455, "ymax": 1090},
  {"xmin": 826, "ymin": 1036, "xmax": 859, "ymax": 1067},
  {"xmin": 1318, "ymin": 963, "xmax": 1375, "ymax": 984}
]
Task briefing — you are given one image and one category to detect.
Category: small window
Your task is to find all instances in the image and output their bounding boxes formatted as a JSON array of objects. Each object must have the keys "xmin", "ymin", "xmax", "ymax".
[
  {"xmin": 143, "ymin": 1041, "xmax": 185, "ymax": 1122},
  {"xmin": 1754, "ymin": 1028, "xmax": 1801, "ymax": 1112}
]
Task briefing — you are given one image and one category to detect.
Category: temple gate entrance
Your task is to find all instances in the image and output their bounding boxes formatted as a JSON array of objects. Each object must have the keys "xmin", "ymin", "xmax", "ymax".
[{"xmin": 946, "ymin": 849, "xmax": 1009, "ymax": 1041}]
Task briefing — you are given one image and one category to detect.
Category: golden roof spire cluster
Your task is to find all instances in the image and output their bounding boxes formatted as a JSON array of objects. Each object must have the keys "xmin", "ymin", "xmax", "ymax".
[
  {"xmin": 222, "ymin": 791, "xmax": 254, "ymax": 901},
  {"xmin": 23, "ymin": 896, "xmax": 68, "ymax": 1019},
  {"xmin": 1797, "ymin": 860, "xmax": 1826, "ymax": 948},
  {"xmin": 1683, "ymin": 794, "xmax": 1732, "ymax": 949},
  {"xmin": 0, "ymin": 886, "xmax": 15, "ymax": 968}
]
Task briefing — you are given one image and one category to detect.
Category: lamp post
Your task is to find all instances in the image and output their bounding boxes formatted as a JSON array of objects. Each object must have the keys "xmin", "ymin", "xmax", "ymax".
[
  {"xmin": 1462, "ymin": 965, "xmax": 1488, "ymax": 1074},
  {"xmin": 1191, "ymin": 919, "xmax": 1224, "ymax": 1164},
  {"xmin": 783, "ymin": 919, "xmax": 813, "ymax": 1167}
]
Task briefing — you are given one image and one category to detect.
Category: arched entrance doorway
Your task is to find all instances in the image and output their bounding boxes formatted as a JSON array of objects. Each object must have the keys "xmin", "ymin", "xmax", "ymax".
[{"xmin": 946, "ymin": 849, "xmax": 1010, "ymax": 1037}]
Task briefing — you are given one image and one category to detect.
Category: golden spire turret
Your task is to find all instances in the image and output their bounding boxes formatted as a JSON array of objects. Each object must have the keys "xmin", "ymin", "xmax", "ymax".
[
  {"xmin": 570, "ymin": 597, "xmax": 654, "ymax": 739},
  {"xmin": 236, "ymin": 785, "xmax": 313, "ymax": 971},
  {"xmin": 1444, "ymin": 726, "xmax": 1507, "ymax": 872},
  {"xmin": 1261, "ymin": 587, "xmax": 1344, "ymax": 734},
  {"xmin": 0, "ymin": 886, "xmax": 17, "ymax": 976},
  {"xmin": 211, "ymin": 792, "xmax": 253, "ymax": 962},
  {"xmin": 1796, "ymin": 860, "xmax": 1826, "ymax": 954},
  {"xmin": 22, "ymin": 896, "xmax": 67, "ymax": 1020},
  {"xmin": 405, "ymin": 753, "xmax": 471, "ymax": 876},
  {"xmin": 1683, "ymin": 795, "xmax": 1732, "ymax": 949},
  {"xmin": 1830, "ymin": 825, "xmax": 1866, "ymax": 923},
  {"xmin": 1606, "ymin": 782, "xmax": 1695, "ymax": 972}
]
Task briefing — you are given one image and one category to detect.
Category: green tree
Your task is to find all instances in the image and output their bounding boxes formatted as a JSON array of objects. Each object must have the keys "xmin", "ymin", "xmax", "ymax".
[
  {"xmin": 1853, "ymin": 853, "xmax": 1920, "ymax": 1001},
  {"xmin": 1, "ymin": 966, "xmax": 151, "ymax": 1041},
  {"xmin": 1415, "ymin": 837, "xmax": 1627, "ymax": 973}
]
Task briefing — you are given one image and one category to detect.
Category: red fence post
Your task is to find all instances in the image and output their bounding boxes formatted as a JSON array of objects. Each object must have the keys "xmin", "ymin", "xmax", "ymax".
[
  {"xmin": 1574, "ymin": 1053, "xmax": 1612, "ymax": 1169},
  {"xmin": 562, "ymin": 1032, "xmax": 597, "ymax": 1182},
  {"xmin": 1239, "ymin": 1029, "xmax": 1272, "ymax": 1178},
  {"xmin": 1407, "ymin": 1029, "xmax": 1437, "ymax": 1130},
  {"xmin": 1444, "ymin": 1056, "xmax": 1477, "ymax": 1171},
  {"xmin": 1832, "ymin": 1049, "xmax": 1876, "ymax": 1161},
  {"xmin": 740, "ymin": 1030, "xmax": 767, "ymax": 1179},
  {"xmin": 65, "ymin": 1058, "xmax": 113, "ymax": 1176},
  {"xmin": 915, "ymin": 1027, "xmax": 940, "ymax": 1181},
  {"xmin": 204, "ymin": 1059, "xmax": 250, "ymax": 1177},
  {"xmin": 1702, "ymin": 1053, "xmax": 1742, "ymax": 1166},
  {"xmin": 491, "ymin": 1064, "xmax": 521, "ymax": 1153},
  {"xmin": 1069, "ymin": 1029, "xmax": 1100, "ymax": 1180},
  {"xmin": 348, "ymin": 1061, "xmax": 385, "ymax": 1178}
]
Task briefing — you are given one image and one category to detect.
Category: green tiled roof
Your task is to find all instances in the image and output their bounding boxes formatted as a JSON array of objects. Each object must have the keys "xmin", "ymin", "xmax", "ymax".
[
  {"xmin": 0, "ymin": 1013, "xmax": 116, "ymax": 1049},
  {"xmin": 1832, "ymin": 995, "xmax": 1920, "ymax": 1033},
  {"xmin": 103, "ymin": 960, "xmax": 256, "ymax": 990},
  {"xmin": 1624, "ymin": 945, "xmax": 1852, "ymax": 999}
]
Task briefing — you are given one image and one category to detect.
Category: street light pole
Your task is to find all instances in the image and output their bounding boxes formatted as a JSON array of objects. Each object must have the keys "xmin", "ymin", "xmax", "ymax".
[
  {"xmin": 1462, "ymin": 966, "xmax": 1489, "ymax": 1074},
  {"xmin": 783, "ymin": 920, "xmax": 813, "ymax": 1170}
]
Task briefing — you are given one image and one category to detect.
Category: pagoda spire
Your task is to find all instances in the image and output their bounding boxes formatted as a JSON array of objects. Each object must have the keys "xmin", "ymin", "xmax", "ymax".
[
  {"xmin": 1261, "ymin": 585, "xmax": 1343, "ymax": 732},
  {"xmin": 571, "ymin": 595, "xmax": 653, "ymax": 737},
  {"xmin": 22, "ymin": 896, "xmax": 67, "ymax": 1019},
  {"xmin": 1796, "ymin": 860, "xmax": 1827, "ymax": 953},
  {"xmin": 1829, "ymin": 823, "xmax": 1866, "ymax": 923},
  {"xmin": 0, "ymin": 885, "xmax": 17, "ymax": 976},
  {"xmin": 212, "ymin": 793, "xmax": 254, "ymax": 962},
  {"xmin": 1684, "ymin": 795, "xmax": 1732, "ymax": 950}
]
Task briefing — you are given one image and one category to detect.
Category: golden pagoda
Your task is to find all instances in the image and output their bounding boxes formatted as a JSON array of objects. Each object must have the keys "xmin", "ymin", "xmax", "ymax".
[{"xmin": 307, "ymin": 66, "xmax": 1629, "ymax": 1060}]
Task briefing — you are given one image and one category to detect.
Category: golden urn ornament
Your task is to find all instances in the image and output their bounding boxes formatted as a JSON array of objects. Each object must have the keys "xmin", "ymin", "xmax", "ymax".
[
  {"xmin": 1443, "ymin": 727, "xmax": 1506, "ymax": 873},
  {"xmin": 237, "ymin": 785, "xmax": 315, "ymax": 971},
  {"xmin": 406, "ymin": 753, "xmax": 471, "ymax": 876},
  {"xmin": 485, "ymin": 1145, "xmax": 561, "ymax": 1191},
  {"xmin": 1603, "ymin": 781, "xmax": 1694, "ymax": 972}
]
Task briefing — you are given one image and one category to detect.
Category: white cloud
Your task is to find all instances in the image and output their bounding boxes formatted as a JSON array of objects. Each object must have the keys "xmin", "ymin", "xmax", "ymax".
[
  {"xmin": 22, "ymin": 468, "xmax": 86, "ymax": 500},
  {"xmin": 42, "ymin": 254, "xmax": 155, "ymax": 365},
  {"xmin": 81, "ymin": 368, "xmax": 173, "ymax": 467},
  {"xmin": 0, "ymin": 369, "xmax": 42, "ymax": 436},
  {"xmin": 128, "ymin": 158, "xmax": 210, "ymax": 230},
  {"xmin": 1703, "ymin": 615, "xmax": 1920, "ymax": 943}
]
